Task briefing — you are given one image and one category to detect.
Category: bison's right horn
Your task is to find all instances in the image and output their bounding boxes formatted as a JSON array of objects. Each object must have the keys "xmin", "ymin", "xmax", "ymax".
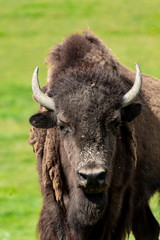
[
  {"xmin": 32, "ymin": 67, "xmax": 55, "ymax": 111},
  {"xmin": 122, "ymin": 63, "xmax": 142, "ymax": 108}
]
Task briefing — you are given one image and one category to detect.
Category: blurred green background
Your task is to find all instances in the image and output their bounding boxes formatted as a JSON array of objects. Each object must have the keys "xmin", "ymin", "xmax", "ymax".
[{"xmin": 0, "ymin": 0, "xmax": 160, "ymax": 239}]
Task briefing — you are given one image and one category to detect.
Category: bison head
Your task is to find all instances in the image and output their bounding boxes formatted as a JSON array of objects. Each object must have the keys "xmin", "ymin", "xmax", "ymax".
[{"xmin": 29, "ymin": 63, "xmax": 142, "ymax": 229}]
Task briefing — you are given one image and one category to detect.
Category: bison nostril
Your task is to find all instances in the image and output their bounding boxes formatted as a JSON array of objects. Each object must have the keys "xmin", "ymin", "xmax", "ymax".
[
  {"xmin": 98, "ymin": 172, "xmax": 106, "ymax": 184},
  {"xmin": 79, "ymin": 172, "xmax": 88, "ymax": 182},
  {"xmin": 98, "ymin": 172, "xmax": 106, "ymax": 180}
]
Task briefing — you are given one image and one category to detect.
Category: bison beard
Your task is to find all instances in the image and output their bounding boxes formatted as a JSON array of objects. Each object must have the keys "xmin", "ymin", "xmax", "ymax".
[{"xmin": 68, "ymin": 189, "xmax": 107, "ymax": 227}]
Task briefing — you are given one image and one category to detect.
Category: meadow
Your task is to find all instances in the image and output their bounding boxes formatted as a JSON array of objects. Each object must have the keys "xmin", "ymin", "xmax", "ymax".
[{"xmin": 0, "ymin": 0, "xmax": 160, "ymax": 239}]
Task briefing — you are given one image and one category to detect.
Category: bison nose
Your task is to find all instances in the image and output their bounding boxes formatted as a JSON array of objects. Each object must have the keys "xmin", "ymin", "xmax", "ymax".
[{"xmin": 78, "ymin": 169, "xmax": 106, "ymax": 193}]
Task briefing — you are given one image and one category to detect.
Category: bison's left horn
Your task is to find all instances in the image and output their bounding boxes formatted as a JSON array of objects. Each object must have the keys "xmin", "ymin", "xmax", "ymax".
[
  {"xmin": 122, "ymin": 63, "xmax": 142, "ymax": 108},
  {"xmin": 32, "ymin": 67, "xmax": 55, "ymax": 110}
]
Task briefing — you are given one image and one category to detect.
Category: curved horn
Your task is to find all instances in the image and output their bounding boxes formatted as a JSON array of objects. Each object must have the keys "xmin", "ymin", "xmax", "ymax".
[
  {"xmin": 32, "ymin": 67, "xmax": 55, "ymax": 110},
  {"xmin": 122, "ymin": 63, "xmax": 142, "ymax": 108}
]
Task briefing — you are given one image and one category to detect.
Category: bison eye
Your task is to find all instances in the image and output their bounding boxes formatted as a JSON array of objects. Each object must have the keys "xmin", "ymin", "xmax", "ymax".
[
  {"xmin": 57, "ymin": 120, "xmax": 72, "ymax": 136},
  {"xmin": 58, "ymin": 123, "xmax": 68, "ymax": 133},
  {"xmin": 59, "ymin": 125, "xmax": 65, "ymax": 131},
  {"xmin": 110, "ymin": 119, "xmax": 121, "ymax": 133}
]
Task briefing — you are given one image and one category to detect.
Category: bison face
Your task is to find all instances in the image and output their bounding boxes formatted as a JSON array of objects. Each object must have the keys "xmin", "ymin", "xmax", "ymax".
[
  {"xmin": 55, "ymin": 109, "xmax": 121, "ymax": 227},
  {"xmin": 56, "ymin": 110, "xmax": 121, "ymax": 193}
]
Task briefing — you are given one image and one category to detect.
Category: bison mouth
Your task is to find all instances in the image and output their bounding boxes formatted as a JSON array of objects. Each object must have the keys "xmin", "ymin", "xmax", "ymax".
[
  {"xmin": 81, "ymin": 180, "xmax": 107, "ymax": 194},
  {"xmin": 83, "ymin": 191, "xmax": 106, "ymax": 203}
]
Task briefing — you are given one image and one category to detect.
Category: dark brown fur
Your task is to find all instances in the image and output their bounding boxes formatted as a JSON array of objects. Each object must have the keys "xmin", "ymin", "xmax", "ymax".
[{"xmin": 29, "ymin": 31, "xmax": 160, "ymax": 240}]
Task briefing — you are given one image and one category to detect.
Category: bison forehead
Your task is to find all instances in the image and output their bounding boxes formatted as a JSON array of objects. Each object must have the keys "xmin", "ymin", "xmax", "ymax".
[{"xmin": 53, "ymin": 80, "xmax": 123, "ymax": 124}]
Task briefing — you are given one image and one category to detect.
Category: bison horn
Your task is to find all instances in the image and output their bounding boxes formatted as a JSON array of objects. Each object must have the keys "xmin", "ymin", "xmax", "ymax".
[
  {"xmin": 32, "ymin": 67, "xmax": 55, "ymax": 110},
  {"xmin": 122, "ymin": 63, "xmax": 142, "ymax": 108}
]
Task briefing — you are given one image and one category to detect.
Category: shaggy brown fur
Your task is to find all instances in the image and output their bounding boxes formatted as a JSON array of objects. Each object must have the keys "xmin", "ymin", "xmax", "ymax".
[
  {"xmin": 29, "ymin": 126, "xmax": 63, "ymax": 202},
  {"xmin": 29, "ymin": 31, "xmax": 160, "ymax": 240}
]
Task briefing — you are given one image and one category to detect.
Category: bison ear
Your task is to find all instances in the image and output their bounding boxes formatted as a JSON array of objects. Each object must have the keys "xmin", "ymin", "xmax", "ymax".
[
  {"xmin": 121, "ymin": 103, "xmax": 142, "ymax": 122},
  {"xmin": 29, "ymin": 111, "xmax": 56, "ymax": 128}
]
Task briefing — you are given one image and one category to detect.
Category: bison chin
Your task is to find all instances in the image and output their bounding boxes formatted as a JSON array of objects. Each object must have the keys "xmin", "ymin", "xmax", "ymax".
[{"xmin": 68, "ymin": 187, "xmax": 108, "ymax": 229}]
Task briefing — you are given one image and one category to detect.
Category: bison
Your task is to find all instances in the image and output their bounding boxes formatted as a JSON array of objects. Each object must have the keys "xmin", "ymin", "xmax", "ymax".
[{"xmin": 29, "ymin": 31, "xmax": 160, "ymax": 240}]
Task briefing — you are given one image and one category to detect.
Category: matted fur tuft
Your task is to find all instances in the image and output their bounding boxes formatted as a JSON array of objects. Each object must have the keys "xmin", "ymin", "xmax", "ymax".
[{"xmin": 29, "ymin": 126, "xmax": 63, "ymax": 202}]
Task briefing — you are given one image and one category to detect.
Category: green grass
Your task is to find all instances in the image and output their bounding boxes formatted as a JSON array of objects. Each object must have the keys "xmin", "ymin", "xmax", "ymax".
[{"xmin": 0, "ymin": 0, "xmax": 160, "ymax": 239}]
